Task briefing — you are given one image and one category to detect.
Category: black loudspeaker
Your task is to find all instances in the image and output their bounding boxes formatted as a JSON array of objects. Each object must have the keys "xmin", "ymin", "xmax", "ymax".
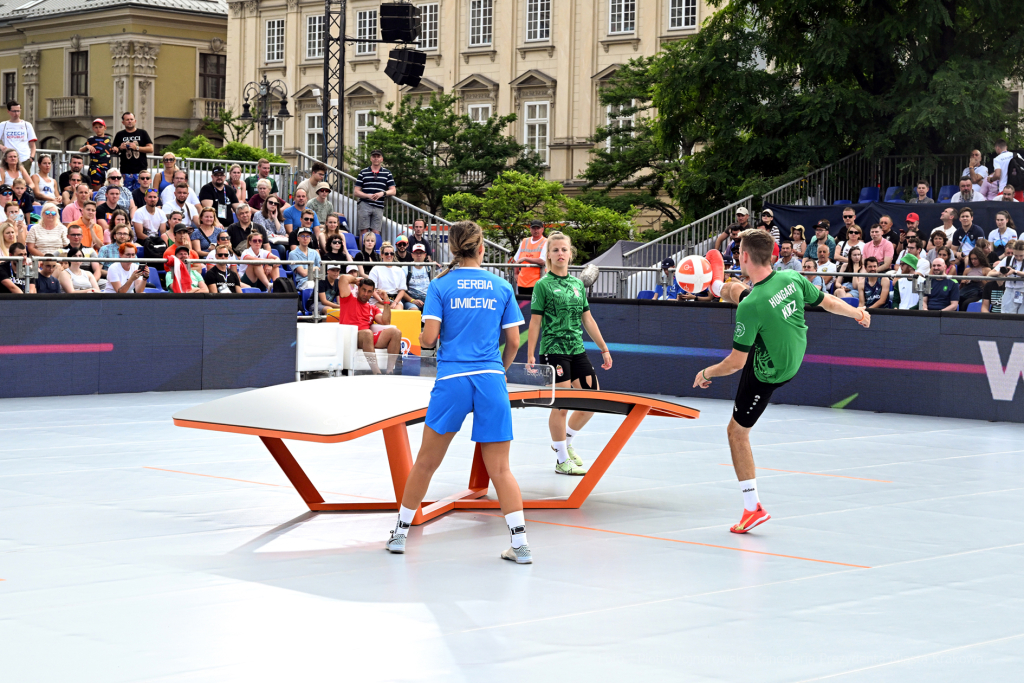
[
  {"xmin": 380, "ymin": 3, "xmax": 421, "ymax": 43},
  {"xmin": 385, "ymin": 49, "xmax": 427, "ymax": 88}
]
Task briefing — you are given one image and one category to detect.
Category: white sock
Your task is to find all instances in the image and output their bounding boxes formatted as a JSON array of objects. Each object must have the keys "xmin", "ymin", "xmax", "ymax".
[
  {"xmin": 711, "ymin": 279, "xmax": 724, "ymax": 297},
  {"xmin": 739, "ymin": 479, "xmax": 759, "ymax": 512},
  {"xmin": 552, "ymin": 441, "xmax": 569, "ymax": 464},
  {"xmin": 565, "ymin": 427, "xmax": 578, "ymax": 446},
  {"xmin": 394, "ymin": 505, "xmax": 416, "ymax": 535},
  {"xmin": 505, "ymin": 510, "xmax": 527, "ymax": 548}
]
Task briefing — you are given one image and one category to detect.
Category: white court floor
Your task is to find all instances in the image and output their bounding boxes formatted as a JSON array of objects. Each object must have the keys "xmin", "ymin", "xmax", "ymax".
[{"xmin": 1, "ymin": 389, "xmax": 1023, "ymax": 682}]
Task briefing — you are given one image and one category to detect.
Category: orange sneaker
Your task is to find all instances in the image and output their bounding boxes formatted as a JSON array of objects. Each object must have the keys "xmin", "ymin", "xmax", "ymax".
[
  {"xmin": 706, "ymin": 249, "xmax": 725, "ymax": 297},
  {"xmin": 730, "ymin": 504, "xmax": 770, "ymax": 534}
]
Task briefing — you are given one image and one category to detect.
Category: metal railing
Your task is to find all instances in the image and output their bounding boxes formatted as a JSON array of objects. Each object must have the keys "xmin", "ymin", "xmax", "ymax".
[
  {"xmin": 621, "ymin": 195, "xmax": 755, "ymax": 269},
  {"xmin": 762, "ymin": 151, "xmax": 975, "ymax": 206},
  {"xmin": 33, "ymin": 149, "xmax": 294, "ymax": 203},
  {"xmin": 295, "ymin": 150, "xmax": 511, "ymax": 272}
]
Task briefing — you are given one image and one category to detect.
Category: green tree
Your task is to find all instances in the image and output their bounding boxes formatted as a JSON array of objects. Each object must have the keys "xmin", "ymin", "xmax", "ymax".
[
  {"xmin": 587, "ymin": 0, "xmax": 1024, "ymax": 220},
  {"xmin": 444, "ymin": 170, "xmax": 636, "ymax": 261},
  {"xmin": 580, "ymin": 57, "xmax": 685, "ymax": 228},
  {"xmin": 347, "ymin": 92, "xmax": 545, "ymax": 216}
]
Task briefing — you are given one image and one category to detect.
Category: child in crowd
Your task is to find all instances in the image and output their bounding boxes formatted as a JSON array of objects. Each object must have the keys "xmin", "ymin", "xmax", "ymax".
[{"xmin": 80, "ymin": 118, "xmax": 113, "ymax": 190}]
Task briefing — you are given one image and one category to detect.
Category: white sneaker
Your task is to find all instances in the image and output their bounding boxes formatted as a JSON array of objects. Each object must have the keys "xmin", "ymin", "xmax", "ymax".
[
  {"xmin": 385, "ymin": 529, "xmax": 407, "ymax": 553},
  {"xmin": 500, "ymin": 544, "xmax": 533, "ymax": 564}
]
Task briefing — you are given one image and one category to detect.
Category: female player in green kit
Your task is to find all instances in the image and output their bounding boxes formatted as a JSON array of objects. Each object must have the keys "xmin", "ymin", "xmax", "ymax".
[
  {"xmin": 696, "ymin": 229, "xmax": 870, "ymax": 533},
  {"xmin": 526, "ymin": 232, "xmax": 613, "ymax": 475}
]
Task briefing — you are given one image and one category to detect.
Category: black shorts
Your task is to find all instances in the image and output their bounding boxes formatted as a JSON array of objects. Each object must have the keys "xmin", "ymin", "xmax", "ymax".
[
  {"xmin": 732, "ymin": 353, "xmax": 788, "ymax": 429},
  {"xmin": 539, "ymin": 352, "xmax": 597, "ymax": 388},
  {"xmin": 517, "ymin": 285, "xmax": 533, "ymax": 298}
]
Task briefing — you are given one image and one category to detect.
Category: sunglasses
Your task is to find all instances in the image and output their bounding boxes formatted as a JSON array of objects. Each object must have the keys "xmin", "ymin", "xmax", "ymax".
[
  {"xmin": 267, "ymin": 201, "xmax": 279, "ymax": 206},
  {"xmin": 382, "ymin": 252, "xmax": 395, "ymax": 256},
  {"xmin": 139, "ymin": 176, "xmax": 150, "ymax": 180},
  {"xmin": 217, "ymin": 235, "xmax": 230, "ymax": 240},
  {"xmin": 43, "ymin": 210, "xmax": 57, "ymax": 216},
  {"xmin": 1, "ymin": 191, "xmax": 11, "ymax": 196},
  {"xmin": 318, "ymin": 189, "xmax": 329, "ymax": 193},
  {"xmin": 250, "ymin": 239, "xmax": 263, "ymax": 244},
  {"xmin": 108, "ymin": 176, "xmax": 122, "ymax": 180},
  {"xmin": 216, "ymin": 252, "xmax": 230, "ymax": 257},
  {"xmin": 848, "ymin": 231, "xmax": 861, "ymax": 235},
  {"xmin": 844, "ymin": 215, "xmax": 855, "ymax": 219},
  {"xmin": 163, "ymin": 158, "xmax": 175, "ymax": 162},
  {"xmin": 302, "ymin": 217, "xmax": 313, "ymax": 222}
]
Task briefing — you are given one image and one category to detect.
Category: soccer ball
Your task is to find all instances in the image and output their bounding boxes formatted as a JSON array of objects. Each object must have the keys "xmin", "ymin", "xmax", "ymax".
[{"xmin": 675, "ymin": 255, "xmax": 714, "ymax": 294}]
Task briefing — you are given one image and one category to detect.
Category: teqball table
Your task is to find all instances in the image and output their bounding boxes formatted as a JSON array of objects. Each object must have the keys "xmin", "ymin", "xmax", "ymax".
[{"xmin": 173, "ymin": 375, "xmax": 699, "ymax": 525}]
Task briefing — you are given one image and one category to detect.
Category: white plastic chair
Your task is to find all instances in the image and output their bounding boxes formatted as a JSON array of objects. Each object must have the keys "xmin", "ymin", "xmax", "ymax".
[{"xmin": 296, "ymin": 324, "xmax": 359, "ymax": 380}]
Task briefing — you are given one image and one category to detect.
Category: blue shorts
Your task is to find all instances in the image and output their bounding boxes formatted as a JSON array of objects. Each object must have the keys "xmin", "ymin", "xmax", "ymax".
[{"xmin": 425, "ymin": 372, "xmax": 513, "ymax": 443}]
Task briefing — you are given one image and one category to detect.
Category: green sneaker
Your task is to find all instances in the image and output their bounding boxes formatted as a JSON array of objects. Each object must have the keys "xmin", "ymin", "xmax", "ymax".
[
  {"xmin": 566, "ymin": 444, "xmax": 584, "ymax": 468},
  {"xmin": 554, "ymin": 458, "xmax": 587, "ymax": 475}
]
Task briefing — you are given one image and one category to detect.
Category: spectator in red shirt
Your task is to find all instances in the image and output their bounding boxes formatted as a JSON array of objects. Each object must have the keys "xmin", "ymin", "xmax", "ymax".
[{"xmin": 336, "ymin": 273, "xmax": 401, "ymax": 374}]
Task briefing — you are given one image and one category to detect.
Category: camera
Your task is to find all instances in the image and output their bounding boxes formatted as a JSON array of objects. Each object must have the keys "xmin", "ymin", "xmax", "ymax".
[{"xmin": 1000, "ymin": 266, "xmax": 1010, "ymax": 275}]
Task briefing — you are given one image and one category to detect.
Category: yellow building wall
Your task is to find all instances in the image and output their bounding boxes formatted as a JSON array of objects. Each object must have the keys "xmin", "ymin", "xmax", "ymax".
[
  {"xmin": 37, "ymin": 47, "xmax": 64, "ymax": 104},
  {"xmin": 155, "ymin": 44, "xmax": 197, "ymax": 120},
  {"xmin": 90, "ymin": 43, "xmax": 113, "ymax": 119}
]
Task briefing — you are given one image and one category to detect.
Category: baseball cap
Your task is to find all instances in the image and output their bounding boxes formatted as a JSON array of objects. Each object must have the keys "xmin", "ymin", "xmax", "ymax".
[
  {"xmin": 92, "ymin": 118, "xmax": 106, "ymax": 126},
  {"xmin": 661, "ymin": 258, "xmax": 675, "ymax": 269},
  {"xmin": 761, "ymin": 208, "xmax": 774, "ymax": 217},
  {"xmin": 370, "ymin": 149, "xmax": 383, "ymax": 156},
  {"xmin": 173, "ymin": 224, "xmax": 191, "ymax": 234},
  {"xmin": 813, "ymin": 220, "xmax": 829, "ymax": 231},
  {"xmin": 175, "ymin": 245, "xmax": 191, "ymax": 255},
  {"xmin": 736, "ymin": 207, "xmax": 749, "ymax": 216},
  {"xmin": 412, "ymin": 243, "xmax": 426, "ymax": 252},
  {"xmin": 900, "ymin": 253, "xmax": 919, "ymax": 270},
  {"xmin": 327, "ymin": 263, "xmax": 341, "ymax": 271},
  {"xmin": 530, "ymin": 219, "xmax": 544, "ymax": 228},
  {"xmin": 906, "ymin": 212, "xmax": 920, "ymax": 222},
  {"xmin": 346, "ymin": 264, "xmax": 359, "ymax": 273},
  {"xmin": 396, "ymin": 235, "xmax": 408, "ymax": 244},
  {"xmin": 316, "ymin": 181, "xmax": 331, "ymax": 192},
  {"xmin": 297, "ymin": 226, "xmax": 312, "ymax": 235},
  {"xmin": 0, "ymin": 184, "xmax": 11, "ymax": 194},
  {"xmin": 211, "ymin": 166, "xmax": 226, "ymax": 175}
]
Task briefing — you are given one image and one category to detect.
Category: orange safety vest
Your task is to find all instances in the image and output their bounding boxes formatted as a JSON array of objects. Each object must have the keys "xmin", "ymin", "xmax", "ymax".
[{"xmin": 516, "ymin": 236, "xmax": 547, "ymax": 288}]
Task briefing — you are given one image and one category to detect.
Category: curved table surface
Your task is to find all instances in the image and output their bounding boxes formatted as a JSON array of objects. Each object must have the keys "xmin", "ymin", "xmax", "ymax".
[{"xmin": 173, "ymin": 375, "xmax": 699, "ymax": 443}]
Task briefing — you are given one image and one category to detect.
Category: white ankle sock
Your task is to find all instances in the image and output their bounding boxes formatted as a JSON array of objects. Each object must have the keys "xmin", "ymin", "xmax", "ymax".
[
  {"xmin": 394, "ymin": 505, "xmax": 416, "ymax": 535},
  {"xmin": 505, "ymin": 510, "xmax": 527, "ymax": 548},
  {"xmin": 739, "ymin": 479, "xmax": 759, "ymax": 512},
  {"xmin": 552, "ymin": 441, "xmax": 569, "ymax": 464},
  {"xmin": 565, "ymin": 427, "xmax": 578, "ymax": 446}
]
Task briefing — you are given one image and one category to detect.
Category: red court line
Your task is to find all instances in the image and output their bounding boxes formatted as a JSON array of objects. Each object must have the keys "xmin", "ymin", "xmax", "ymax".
[
  {"xmin": 0, "ymin": 343, "xmax": 114, "ymax": 355},
  {"xmin": 473, "ymin": 513, "xmax": 869, "ymax": 569},
  {"xmin": 143, "ymin": 466, "xmax": 388, "ymax": 501},
  {"xmin": 718, "ymin": 464, "xmax": 892, "ymax": 483},
  {"xmin": 804, "ymin": 354, "xmax": 986, "ymax": 375}
]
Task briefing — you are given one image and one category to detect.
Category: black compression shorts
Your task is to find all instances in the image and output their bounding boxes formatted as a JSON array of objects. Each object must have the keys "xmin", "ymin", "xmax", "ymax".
[
  {"xmin": 732, "ymin": 352, "xmax": 788, "ymax": 429},
  {"xmin": 539, "ymin": 352, "xmax": 597, "ymax": 388}
]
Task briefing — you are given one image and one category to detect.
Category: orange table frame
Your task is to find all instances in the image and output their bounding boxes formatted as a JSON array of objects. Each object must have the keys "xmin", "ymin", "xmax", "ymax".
[{"xmin": 174, "ymin": 389, "xmax": 698, "ymax": 525}]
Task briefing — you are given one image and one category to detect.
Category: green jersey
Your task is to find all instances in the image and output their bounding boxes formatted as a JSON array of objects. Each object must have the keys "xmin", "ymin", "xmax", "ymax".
[
  {"xmin": 732, "ymin": 270, "xmax": 824, "ymax": 383},
  {"xmin": 531, "ymin": 272, "xmax": 590, "ymax": 355}
]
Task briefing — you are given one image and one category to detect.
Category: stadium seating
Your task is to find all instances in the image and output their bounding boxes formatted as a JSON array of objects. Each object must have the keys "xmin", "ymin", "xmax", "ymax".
[
  {"xmin": 858, "ymin": 187, "xmax": 880, "ymax": 202},
  {"xmin": 884, "ymin": 186, "xmax": 903, "ymax": 201},
  {"xmin": 842, "ymin": 297, "xmax": 859, "ymax": 306},
  {"xmin": 300, "ymin": 288, "xmax": 315, "ymax": 314},
  {"xmin": 966, "ymin": 302, "xmax": 983, "ymax": 312},
  {"xmin": 637, "ymin": 290, "xmax": 656, "ymax": 300},
  {"xmin": 147, "ymin": 267, "xmax": 162, "ymax": 290},
  {"xmin": 834, "ymin": 199, "xmax": 852, "ymax": 205},
  {"xmin": 937, "ymin": 185, "xmax": 957, "ymax": 202},
  {"xmin": 241, "ymin": 287, "xmax": 261, "ymax": 293}
]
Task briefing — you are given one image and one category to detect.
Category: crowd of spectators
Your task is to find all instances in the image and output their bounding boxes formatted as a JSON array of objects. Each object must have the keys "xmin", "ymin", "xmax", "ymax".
[
  {"xmin": 705, "ymin": 197, "xmax": 1024, "ymax": 313},
  {"xmin": 0, "ymin": 109, "xmax": 442, "ymax": 303}
]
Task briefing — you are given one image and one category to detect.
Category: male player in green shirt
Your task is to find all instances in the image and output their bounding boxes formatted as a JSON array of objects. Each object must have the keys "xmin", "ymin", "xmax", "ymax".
[{"xmin": 696, "ymin": 229, "xmax": 870, "ymax": 533}]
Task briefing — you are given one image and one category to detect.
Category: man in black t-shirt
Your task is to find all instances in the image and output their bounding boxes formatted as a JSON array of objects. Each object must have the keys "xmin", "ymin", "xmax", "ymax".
[
  {"xmin": 952, "ymin": 206, "xmax": 985, "ymax": 255},
  {"xmin": 58, "ymin": 155, "xmax": 85, "ymax": 196},
  {"xmin": 34, "ymin": 256, "xmax": 61, "ymax": 293},
  {"xmin": 112, "ymin": 112, "xmax": 153, "ymax": 192},
  {"xmin": 95, "ymin": 186, "xmax": 123, "ymax": 231},
  {"xmin": 198, "ymin": 166, "xmax": 240, "ymax": 228},
  {"xmin": 0, "ymin": 242, "xmax": 28, "ymax": 293},
  {"xmin": 203, "ymin": 246, "xmax": 243, "ymax": 293},
  {"xmin": 406, "ymin": 218, "xmax": 433, "ymax": 258}
]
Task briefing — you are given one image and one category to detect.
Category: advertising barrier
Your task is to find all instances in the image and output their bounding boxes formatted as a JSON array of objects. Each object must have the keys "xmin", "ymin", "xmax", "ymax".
[
  {"xmin": 516, "ymin": 299, "xmax": 1024, "ymax": 423},
  {"xmin": 0, "ymin": 294, "xmax": 296, "ymax": 398}
]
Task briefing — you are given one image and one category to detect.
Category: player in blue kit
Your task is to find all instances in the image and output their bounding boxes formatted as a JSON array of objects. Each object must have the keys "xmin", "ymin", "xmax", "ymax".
[{"xmin": 386, "ymin": 221, "xmax": 533, "ymax": 563}]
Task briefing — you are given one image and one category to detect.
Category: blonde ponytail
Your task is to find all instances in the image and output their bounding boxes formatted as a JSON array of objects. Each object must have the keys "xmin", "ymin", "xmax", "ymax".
[{"xmin": 438, "ymin": 220, "xmax": 484, "ymax": 278}]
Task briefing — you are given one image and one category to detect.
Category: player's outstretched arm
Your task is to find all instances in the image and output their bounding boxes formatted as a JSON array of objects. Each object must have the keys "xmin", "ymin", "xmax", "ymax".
[
  {"xmin": 820, "ymin": 292, "xmax": 871, "ymax": 328},
  {"xmin": 694, "ymin": 349, "xmax": 748, "ymax": 388}
]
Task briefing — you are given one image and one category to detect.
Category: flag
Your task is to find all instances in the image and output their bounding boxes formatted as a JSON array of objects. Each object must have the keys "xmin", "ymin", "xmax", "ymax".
[{"xmin": 170, "ymin": 256, "xmax": 192, "ymax": 293}]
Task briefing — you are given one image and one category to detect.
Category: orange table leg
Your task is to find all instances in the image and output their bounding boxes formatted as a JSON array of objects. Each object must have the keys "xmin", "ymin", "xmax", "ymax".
[
  {"xmin": 566, "ymin": 404, "xmax": 650, "ymax": 507},
  {"xmin": 260, "ymin": 436, "xmax": 325, "ymax": 507},
  {"xmin": 468, "ymin": 442, "xmax": 490, "ymax": 491}
]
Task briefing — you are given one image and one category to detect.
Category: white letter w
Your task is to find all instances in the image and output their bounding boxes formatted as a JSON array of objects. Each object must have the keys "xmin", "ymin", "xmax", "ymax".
[{"xmin": 978, "ymin": 341, "xmax": 1024, "ymax": 401}]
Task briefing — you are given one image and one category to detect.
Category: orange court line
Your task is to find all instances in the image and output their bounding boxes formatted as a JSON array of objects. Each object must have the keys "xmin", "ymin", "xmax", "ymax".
[
  {"xmin": 143, "ymin": 466, "xmax": 389, "ymax": 501},
  {"xmin": 472, "ymin": 512, "xmax": 870, "ymax": 569},
  {"xmin": 718, "ymin": 464, "xmax": 892, "ymax": 483}
]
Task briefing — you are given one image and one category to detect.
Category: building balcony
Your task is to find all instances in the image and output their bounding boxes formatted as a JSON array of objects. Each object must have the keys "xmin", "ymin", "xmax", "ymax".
[
  {"xmin": 46, "ymin": 96, "xmax": 91, "ymax": 120},
  {"xmin": 192, "ymin": 98, "xmax": 225, "ymax": 119}
]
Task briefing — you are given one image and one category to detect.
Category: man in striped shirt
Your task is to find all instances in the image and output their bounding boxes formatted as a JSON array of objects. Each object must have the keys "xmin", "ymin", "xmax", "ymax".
[{"xmin": 354, "ymin": 150, "xmax": 396, "ymax": 235}]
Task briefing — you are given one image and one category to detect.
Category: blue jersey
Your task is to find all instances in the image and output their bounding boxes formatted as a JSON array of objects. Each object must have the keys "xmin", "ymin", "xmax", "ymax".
[{"xmin": 423, "ymin": 267, "xmax": 524, "ymax": 379}]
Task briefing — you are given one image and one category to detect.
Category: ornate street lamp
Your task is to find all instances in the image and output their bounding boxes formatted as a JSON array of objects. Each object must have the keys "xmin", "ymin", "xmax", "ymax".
[{"xmin": 239, "ymin": 75, "xmax": 292, "ymax": 152}]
